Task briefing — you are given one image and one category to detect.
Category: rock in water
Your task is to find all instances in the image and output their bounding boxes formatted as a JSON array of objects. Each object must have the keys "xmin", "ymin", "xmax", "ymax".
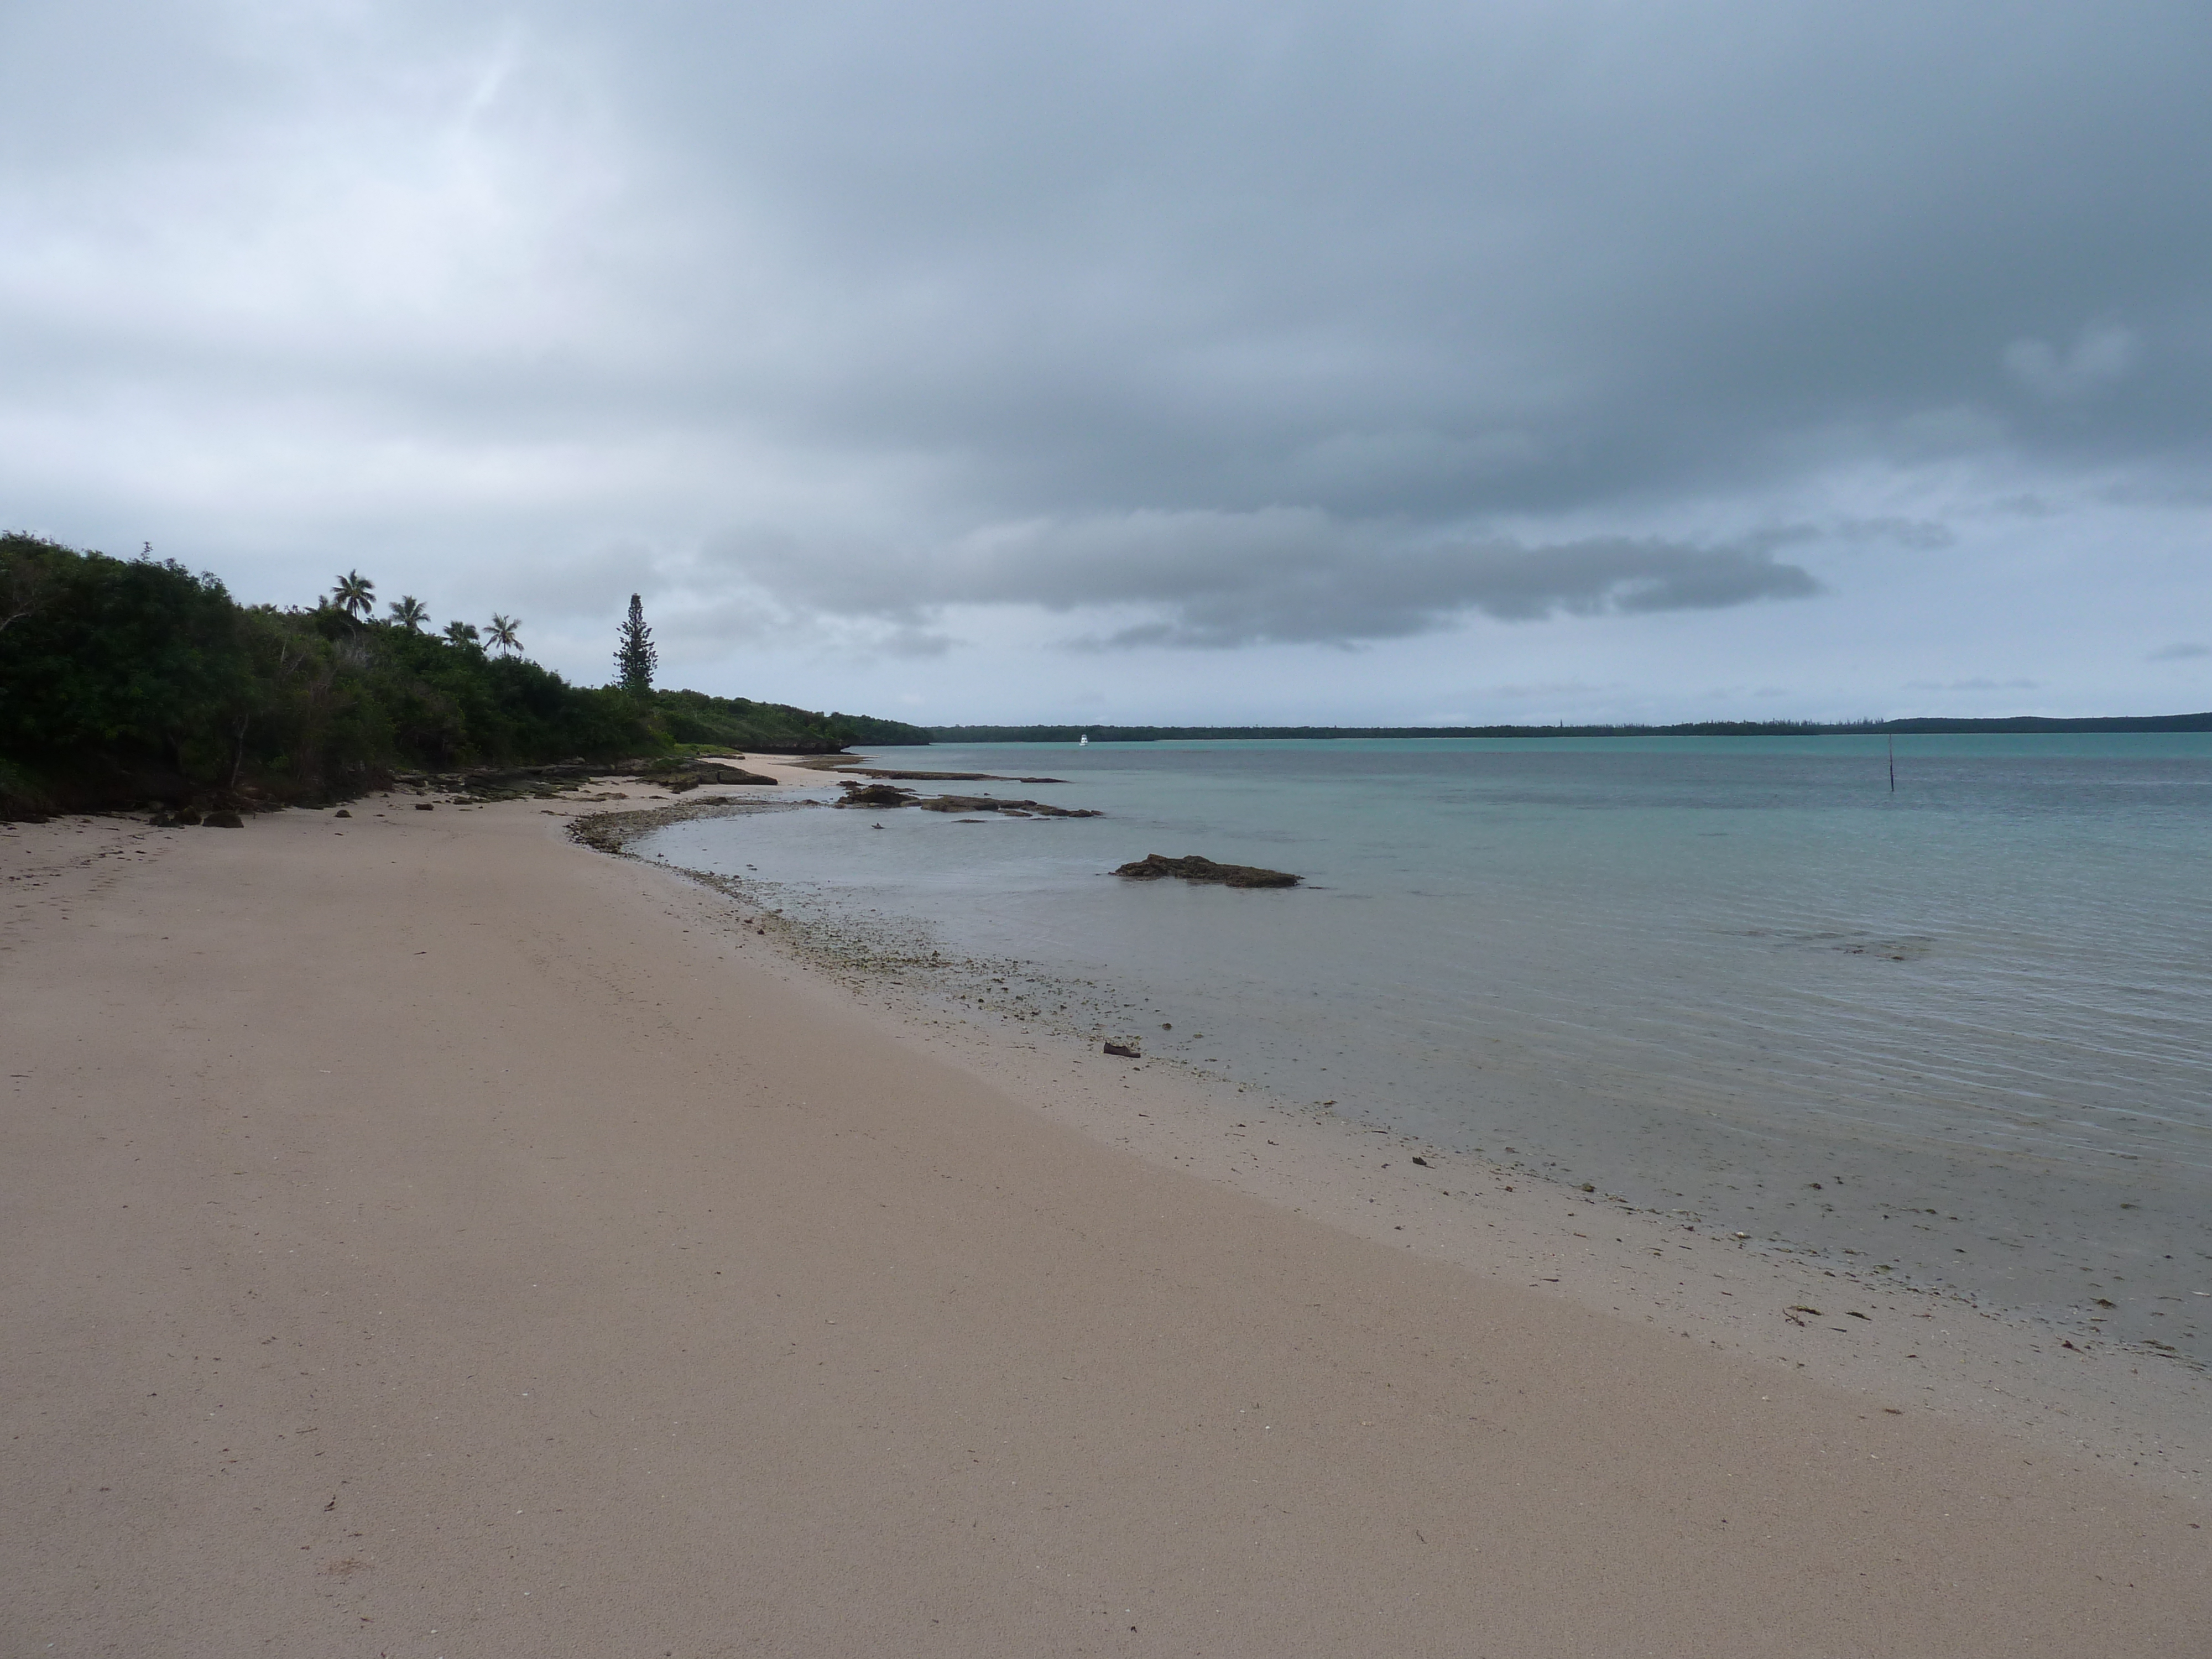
[
  {"xmin": 838, "ymin": 782, "xmax": 916, "ymax": 808},
  {"xmin": 914, "ymin": 794, "xmax": 1100, "ymax": 817},
  {"xmin": 842, "ymin": 780, "xmax": 1101, "ymax": 817},
  {"xmin": 1112, "ymin": 853, "xmax": 1300, "ymax": 888}
]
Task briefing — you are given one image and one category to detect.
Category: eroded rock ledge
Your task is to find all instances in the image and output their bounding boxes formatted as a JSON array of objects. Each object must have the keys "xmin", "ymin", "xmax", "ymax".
[
  {"xmin": 1111, "ymin": 853, "xmax": 1301, "ymax": 888},
  {"xmin": 836, "ymin": 781, "xmax": 1099, "ymax": 817}
]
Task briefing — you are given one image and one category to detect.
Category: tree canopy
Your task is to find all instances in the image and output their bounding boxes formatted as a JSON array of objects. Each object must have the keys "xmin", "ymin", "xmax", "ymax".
[
  {"xmin": 615, "ymin": 593, "xmax": 658, "ymax": 695},
  {"xmin": 0, "ymin": 535, "xmax": 927, "ymax": 817}
]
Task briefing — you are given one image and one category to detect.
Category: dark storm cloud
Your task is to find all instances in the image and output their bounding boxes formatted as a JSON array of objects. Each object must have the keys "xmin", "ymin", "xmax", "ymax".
[
  {"xmin": 598, "ymin": 0, "xmax": 2212, "ymax": 493},
  {"xmin": 583, "ymin": 0, "xmax": 2212, "ymax": 638},
  {"xmin": 3, "ymin": 0, "xmax": 2209, "ymax": 670},
  {"xmin": 716, "ymin": 513, "xmax": 1818, "ymax": 647}
]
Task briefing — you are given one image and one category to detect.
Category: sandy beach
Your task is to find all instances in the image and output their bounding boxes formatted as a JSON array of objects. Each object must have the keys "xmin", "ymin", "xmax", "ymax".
[{"xmin": 4, "ymin": 778, "xmax": 2207, "ymax": 1657}]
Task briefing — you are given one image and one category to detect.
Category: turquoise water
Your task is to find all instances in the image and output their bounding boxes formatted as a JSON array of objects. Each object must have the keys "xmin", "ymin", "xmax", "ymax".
[{"xmin": 642, "ymin": 736, "xmax": 2212, "ymax": 1359}]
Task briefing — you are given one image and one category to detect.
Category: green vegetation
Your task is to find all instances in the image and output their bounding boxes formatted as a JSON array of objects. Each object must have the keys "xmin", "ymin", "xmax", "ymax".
[
  {"xmin": 651, "ymin": 687, "xmax": 933, "ymax": 753},
  {"xmin": 936, "ymin": 714, "xmax": 2212, "ymax": 742},
  {"xmin": 0, "ymin": 534, "xmax": 928, "ymax": 817},
  {"xmin": 614, "ymin": 593, "xmax": 659, "ymax": 695}
]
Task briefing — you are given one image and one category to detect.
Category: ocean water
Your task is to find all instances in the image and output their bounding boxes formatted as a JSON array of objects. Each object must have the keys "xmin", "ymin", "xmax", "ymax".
[{"xmin": 639, "ymin": 736, "xmax": 2212, "ymax": 1360}]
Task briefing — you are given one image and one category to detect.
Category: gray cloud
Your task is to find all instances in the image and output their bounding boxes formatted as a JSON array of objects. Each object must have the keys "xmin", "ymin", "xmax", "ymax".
[
  {"xmin": 1833, "ymin": 518, "xmax": 1958, "ymax": 551},
  {"xmin": 712, "ymin": 512, "xmax": 1817, "ymax": 648},
  {"xmin": 2150, "ymin": 643, "xmax": 2211, "ymax": 661},
  {"xmin": 1, "ymin": 1, "xmax": 2208, "ymax": 713},
  {"xmin": 2004, "ymin": 323, "xmax": 2140, "ymax": 403}
]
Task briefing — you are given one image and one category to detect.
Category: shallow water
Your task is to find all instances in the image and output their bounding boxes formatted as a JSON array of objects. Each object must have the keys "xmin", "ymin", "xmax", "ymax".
[{"xmin": 640, "ymin": 736, "xmax": 2212, "ymax": 1360}]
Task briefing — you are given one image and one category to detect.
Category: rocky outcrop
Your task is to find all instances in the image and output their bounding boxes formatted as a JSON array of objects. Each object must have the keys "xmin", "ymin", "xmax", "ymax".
[
  {"xmin": 810, "ymin": 765, "xmax": 1070, "ymax": 784},
  {"xmin": 615, "ymin": 759, "xmax": 779, "ymax": 791},
  {"xmin": 914, "ymin": 795, "xmax": 1099, "ymax": 818},
  {"xmin": 394, "ymin": 758, "xmax": 779, "ymax": 800},
  {"xmin": 838, "ymin": 782, "xmax": 916, "ymax": 808},
  {"xmin": 836, "ymin": 781, "xmax": 1099, "ymax": 817},
  {"xmin": 1111, "ymin": 853, "xmax": 1300, "ymax": 888}
]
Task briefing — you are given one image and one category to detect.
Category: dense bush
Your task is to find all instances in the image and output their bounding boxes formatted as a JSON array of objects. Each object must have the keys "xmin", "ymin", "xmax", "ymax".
[
  {"xmin": 0, "ymin": 535, "xmax": 926, "ymax": 815},
  {"xmin": 652, "ymin": 687, "xmax": 929, "ymax": 753}
]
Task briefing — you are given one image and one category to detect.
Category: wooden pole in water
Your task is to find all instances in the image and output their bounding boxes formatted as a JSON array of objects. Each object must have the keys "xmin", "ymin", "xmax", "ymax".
[{"xmin": 1888, "ymin": 735, "xmax": 1896, "ymax": 793}]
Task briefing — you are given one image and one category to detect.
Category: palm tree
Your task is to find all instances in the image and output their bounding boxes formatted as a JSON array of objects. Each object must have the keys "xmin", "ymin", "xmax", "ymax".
[
  {"xmin": 389, "ymin": 594, "xmax": 430, "ymax": 632},
  {"xmin": 331, "ymin": 570, "xmax": 375, "ymax": 620},
  {"xmin": 486, "ymin": 613, "xmax": 521, "ymax": 654},
  {"xmin": 444, "ymin": 619, "xmax": 481, "ymax": 648}
]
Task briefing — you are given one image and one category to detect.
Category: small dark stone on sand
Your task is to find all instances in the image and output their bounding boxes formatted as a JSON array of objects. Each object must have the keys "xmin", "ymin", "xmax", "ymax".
[
  {"xmin": 202, "ymin": 810, "xmax": 244, "ymax": 828},
  {"xmin": 414, "ymin": 802, "xmax": 436, "ymax": 811},
  {"xmin": 1104, "ymin": 1041, "xmax": 1141, "ymax": 1058},
  {"xmin": 1411, "ymin": 1156, "xmax": 1430, "ymax": 1166},
  {"xmin": 333, "ymin": 808, "xmax": 351, "ymax": 818}
]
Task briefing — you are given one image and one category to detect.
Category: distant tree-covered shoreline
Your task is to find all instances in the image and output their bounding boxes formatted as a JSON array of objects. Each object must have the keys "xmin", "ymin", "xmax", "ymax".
[
  {"xmin": 933, "ymin": 714, "xmax": 2212, "ymax": 743},
  {"xmin": 0, "ymin": 535, "xmax": 927, "ymax": 817}
]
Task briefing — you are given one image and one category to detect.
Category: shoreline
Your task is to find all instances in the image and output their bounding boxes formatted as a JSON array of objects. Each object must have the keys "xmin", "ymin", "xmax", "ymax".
[
  {"xmin": 4, "ymin": 781, "xmax": 2206, "ymax": 1654},
  {"xmin": 629, "ymin": 735, "xmax": 2212, "ymax": 1371},
  {"xmin": 603, "ymin": 765, "xmax": 2212, "ymax": 1489}
]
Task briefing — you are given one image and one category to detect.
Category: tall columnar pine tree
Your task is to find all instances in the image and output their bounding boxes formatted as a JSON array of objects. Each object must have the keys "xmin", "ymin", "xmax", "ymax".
[
  {"xmin": 615, "ymin": 593, "xmax": 658, "ymax": 695},
  {"xmin": 0, "ymin": 534, "xmax": 931, "ymax": 817}
]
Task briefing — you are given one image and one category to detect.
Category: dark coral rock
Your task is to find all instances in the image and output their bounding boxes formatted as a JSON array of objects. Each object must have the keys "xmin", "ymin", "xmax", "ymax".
[
  {"xmin": 838, "ymin": 782, "xmax": 916, "ymax": 808},
  {"xmin": 915, "ymin": 794, "xmax": 1099, "ymax": 817},
  {"xmin": 1112, "ymin": 853, "xmax": 1300, "ymax": 888}
]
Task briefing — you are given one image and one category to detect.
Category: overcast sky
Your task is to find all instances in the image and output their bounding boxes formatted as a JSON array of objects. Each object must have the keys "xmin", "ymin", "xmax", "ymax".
[{"xmin": 5, "ymin": 1, "xmax": 2210, "ymax": 724}]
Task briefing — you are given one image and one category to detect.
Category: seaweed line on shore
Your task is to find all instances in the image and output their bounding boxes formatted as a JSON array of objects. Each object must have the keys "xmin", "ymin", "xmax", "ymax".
[
  {"xmin": 567, "ymin": 793, "xmax": 1166, "ymax": 1057},
  {"xmin": 563, "ymin": 792, "xmax": 820, "ymax": 854}
]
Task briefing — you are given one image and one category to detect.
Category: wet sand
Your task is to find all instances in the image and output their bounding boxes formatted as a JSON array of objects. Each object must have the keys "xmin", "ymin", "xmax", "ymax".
[{"xmin": 3, "ymin": 786, "xmax": 2206, "ymax": 1656}]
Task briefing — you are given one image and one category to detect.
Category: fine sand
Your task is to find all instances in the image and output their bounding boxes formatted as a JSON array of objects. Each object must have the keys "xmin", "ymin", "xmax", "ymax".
[{"xmin": 4, "ymin": 781, "xmax": 2206, "ymax": 1657}]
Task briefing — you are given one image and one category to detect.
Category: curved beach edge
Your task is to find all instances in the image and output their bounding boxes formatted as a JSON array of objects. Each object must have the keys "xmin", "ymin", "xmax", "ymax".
[{"xmin": 3, "ymin": 786, "xmax": 2205, "ymax": 1657}]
